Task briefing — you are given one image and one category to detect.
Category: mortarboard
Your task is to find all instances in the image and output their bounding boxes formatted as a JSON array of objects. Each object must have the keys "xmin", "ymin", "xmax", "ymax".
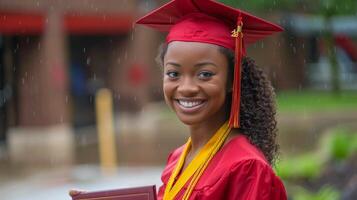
[{"xmin": 136, "ymin": 0, "xmax": 283, "ymax": 128}]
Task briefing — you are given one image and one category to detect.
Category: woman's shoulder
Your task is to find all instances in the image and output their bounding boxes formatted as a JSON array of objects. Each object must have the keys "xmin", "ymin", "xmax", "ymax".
[
  {"xmin": 194, "ymin": 135, "xmax": 280, "ymax": 188},
  {"xmin": 196, "ymin": 139, "xmax": 286, "ymax": 197},
  {"xmin": 220, "ymin": 134, "xmax": 268, "ymax": 164}
]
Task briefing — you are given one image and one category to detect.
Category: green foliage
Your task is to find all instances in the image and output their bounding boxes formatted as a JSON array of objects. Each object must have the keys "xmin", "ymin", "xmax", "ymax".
[
  {"xmin": 219, "ymin": 0, "xmax": 357, "ymax": 15},
  {"xmin": 275, "ymin": 126, "xmax": 357, "ymax": 180},
  {"xmin": 218, "ymin": 0, "xmax": 295, "ymax": 12},
  {"xmin": 320, "ymin": 127, "xmax": 357, "ymax": 161},
  {"xmin": 294, "ymin": 186, "xmax": 340, "ymax": 200},
  {"xmin": 276, "ymin": 91, "xmax": 357, "ymax": 113},
  {"xmin": 313, "ymin": 0, "xmax": 357, "ymax": 16},
  {"xmin": 275, "ymin": 153, "xmax": 322, "ymax": 179}
]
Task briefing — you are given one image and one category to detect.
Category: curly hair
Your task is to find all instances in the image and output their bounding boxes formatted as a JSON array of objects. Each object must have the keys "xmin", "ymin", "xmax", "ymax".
[
  {"xmin": 158, "ymin": 44, "xmax": 279, "ymax": 165},
  {"xmin": 219, "ymin": 47, "xmax": 279, "ymax": 165}
]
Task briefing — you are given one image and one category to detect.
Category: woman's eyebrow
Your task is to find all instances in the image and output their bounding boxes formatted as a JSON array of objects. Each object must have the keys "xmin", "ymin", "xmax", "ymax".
[
  {"xmin": 165, "ymin": 62, "xmax": 181, "ymax": 67},
  {"xmin": 195, "ymin": 62, "xmax": 218, "ymax": 68},
  {"xmin": 165, "ymin": 61, "xmax": 217, "ymax": 67}
]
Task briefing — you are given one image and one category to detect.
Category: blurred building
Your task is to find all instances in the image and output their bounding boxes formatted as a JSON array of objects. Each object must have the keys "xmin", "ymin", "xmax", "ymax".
[
  {"xmin": 282, "ymin": 14, "xmax": 357, "ymax": 90},
  {"xmin": 0, "ymin": 0, "xmax": 163, "ymax": 165},
  {"xmin": 0, "ymin": 0, "xmax": 293, "ymax": 165}
]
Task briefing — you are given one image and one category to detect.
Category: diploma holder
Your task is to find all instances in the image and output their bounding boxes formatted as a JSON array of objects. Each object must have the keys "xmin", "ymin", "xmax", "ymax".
[{"xmin": 71, "ymin": 185, "xmax": 157, "ymax": 200}]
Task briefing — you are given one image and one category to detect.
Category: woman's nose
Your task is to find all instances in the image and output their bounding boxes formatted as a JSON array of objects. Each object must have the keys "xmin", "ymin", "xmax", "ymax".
[{"xmin": 177, "ymin": 77, "xmax": 199, "ymax": 96}]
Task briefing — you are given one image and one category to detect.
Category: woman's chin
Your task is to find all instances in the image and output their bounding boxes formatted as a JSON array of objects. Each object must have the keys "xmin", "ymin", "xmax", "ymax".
[{"xmin": 176, "ymin": 116, "xmax": 204, "ymax": 126}]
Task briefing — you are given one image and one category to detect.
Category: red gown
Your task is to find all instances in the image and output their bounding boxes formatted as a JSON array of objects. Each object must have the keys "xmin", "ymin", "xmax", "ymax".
[{"xmin": 157, "ymin": 135, "xmax": 287, "ymax": 200}]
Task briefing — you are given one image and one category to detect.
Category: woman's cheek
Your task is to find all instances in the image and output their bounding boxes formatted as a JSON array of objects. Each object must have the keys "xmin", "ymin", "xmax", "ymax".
[{"xmin": 163, "ymin": 82, "xmax": 174, "ymax": 108}]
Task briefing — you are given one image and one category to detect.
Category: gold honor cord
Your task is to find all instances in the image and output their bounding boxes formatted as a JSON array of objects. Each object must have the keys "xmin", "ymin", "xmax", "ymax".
[{"xmin": 163, "ymin": 122, "xmax": 231, "ymax": 200}]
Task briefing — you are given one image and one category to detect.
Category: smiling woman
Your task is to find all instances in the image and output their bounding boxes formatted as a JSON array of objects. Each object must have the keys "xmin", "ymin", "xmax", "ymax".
[
  {"xmin": 163, "ymin": 42, "xmax": 228, "ymax": 129},
  {"xmin": 136, "ymin": 0, "xmax": 287, "ymax": 199}
]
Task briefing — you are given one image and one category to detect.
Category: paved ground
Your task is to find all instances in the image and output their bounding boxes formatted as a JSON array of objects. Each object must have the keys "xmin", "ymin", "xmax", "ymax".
[{"xmin": 0, "ymin": 165, "xmax": 163, "ymax": 200}]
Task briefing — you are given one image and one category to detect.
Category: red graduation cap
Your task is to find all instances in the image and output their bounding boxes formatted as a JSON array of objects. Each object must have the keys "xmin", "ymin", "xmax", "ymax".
[{"xmin": 136, "ymin": 0, "xmax": 283, "ymax": 128}]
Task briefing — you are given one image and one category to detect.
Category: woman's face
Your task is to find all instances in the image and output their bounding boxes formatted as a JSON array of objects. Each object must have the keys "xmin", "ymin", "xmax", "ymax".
[{"xmin": 163, "ymin": 41, "xmax": 229, "ymax": 126}]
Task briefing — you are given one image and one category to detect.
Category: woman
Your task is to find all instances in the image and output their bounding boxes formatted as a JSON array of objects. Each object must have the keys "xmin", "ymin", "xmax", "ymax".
[
  {"xmin": 70, "ymin": 0, "xmax": 287, "ymax": 199},
  {"xmin": 136, "ymin": 0, "xmax": 287, "ymax": 199}
]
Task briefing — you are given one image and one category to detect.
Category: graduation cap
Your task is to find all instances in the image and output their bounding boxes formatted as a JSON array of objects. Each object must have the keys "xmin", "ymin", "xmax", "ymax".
[{"xmin": 136, "ymin": 0, "xmax": 283, "ymax": 128}]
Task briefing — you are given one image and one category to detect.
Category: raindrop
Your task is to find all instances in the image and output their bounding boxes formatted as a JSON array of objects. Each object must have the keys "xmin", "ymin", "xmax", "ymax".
[
  {"xmin": 86, "ymin": 57, "xmax": 91, "ymax": 65},
  {"xmin": 21, "ymin": 78, "xmax": 25, "ymax": 84},
  {"xmin": 93, "ymin": 73, "xmax": 96, "ymax": 80},
  {"xmin": 117, "ymin": 57, "xmax": 121, "ymax": 64},
  {"xmin": 38, "ymin": 42, "xmax": 41, "ymax": 50},
  {"xmin": 261, "ymin": 42, "xmax": 264, "ymax": 49},
  {"xmin": 83, "ymin": 47, "xmax": 86, "ymax": 53},
  {"xmin": 32, "ymin": 111, "xmax": 36, "ymax": 116},
  {"xmin": 65, "ymin": 95, "xmax": 69, "ymax": 103}
]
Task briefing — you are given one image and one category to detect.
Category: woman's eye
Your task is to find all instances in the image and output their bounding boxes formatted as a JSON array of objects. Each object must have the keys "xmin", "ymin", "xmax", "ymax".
[
  {"xmin": 166, "ymin": 71, "xmax": 179, "ymax": 78},
  {"xmin": 198, "ymin": 71, "xmax": 214, "ymax": 79}
]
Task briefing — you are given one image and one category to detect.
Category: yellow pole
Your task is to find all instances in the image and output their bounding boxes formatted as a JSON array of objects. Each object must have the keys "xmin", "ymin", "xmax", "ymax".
[{"xmin": 95, "ymin": 88, "xmax": 117, "ymax": 175}]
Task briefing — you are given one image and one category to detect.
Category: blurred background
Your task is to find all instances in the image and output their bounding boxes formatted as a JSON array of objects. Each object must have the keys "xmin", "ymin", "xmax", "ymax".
[{"xmin": 0, "ymin": 0, "xmax": 356, "ymax": 199}]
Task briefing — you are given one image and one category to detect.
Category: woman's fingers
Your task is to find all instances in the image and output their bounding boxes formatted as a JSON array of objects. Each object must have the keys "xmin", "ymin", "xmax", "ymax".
[{"xmin": 69, "ymin": 189, "xmax": 86, "ymax": 197}]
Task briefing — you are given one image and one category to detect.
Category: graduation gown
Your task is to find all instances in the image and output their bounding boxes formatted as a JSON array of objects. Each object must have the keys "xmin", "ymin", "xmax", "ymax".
[{"xmin": 158, "ymin": 135, "xmax": 287, "ymax": 200}]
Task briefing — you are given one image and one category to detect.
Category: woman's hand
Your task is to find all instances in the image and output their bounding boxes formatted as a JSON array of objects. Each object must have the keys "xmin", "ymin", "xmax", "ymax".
[{"xmin": 69, "ymin": 189, "xmax": 87, "ymax": 198}]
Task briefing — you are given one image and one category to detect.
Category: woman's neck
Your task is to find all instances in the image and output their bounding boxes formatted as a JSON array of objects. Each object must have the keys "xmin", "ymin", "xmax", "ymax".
[{"xmin": 188, "ymin": 113, "xmax": 227, "ymax": 155}]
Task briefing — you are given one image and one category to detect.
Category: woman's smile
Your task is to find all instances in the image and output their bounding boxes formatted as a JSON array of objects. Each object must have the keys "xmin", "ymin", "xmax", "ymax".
[{"xmin": 174, "ymin": 98, "xmax": 207, "ymax": 113}]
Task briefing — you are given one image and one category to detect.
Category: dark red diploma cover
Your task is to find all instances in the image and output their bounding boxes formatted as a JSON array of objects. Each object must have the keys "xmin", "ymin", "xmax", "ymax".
[{"xmin": 71, "ymin": 185, "xmax": 157, "ymax": 200}]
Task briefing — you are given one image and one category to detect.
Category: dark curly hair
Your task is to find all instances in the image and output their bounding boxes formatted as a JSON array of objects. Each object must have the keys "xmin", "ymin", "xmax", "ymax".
[{"xmin": 157, "ymin": 44, "xmax": 279, "ymax": 165}]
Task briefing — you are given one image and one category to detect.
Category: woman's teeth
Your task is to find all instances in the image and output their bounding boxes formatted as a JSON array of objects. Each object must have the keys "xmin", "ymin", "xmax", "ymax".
[{"xmin": 178, "ymin": 100, "xmax": 203, "ymax": 108}]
